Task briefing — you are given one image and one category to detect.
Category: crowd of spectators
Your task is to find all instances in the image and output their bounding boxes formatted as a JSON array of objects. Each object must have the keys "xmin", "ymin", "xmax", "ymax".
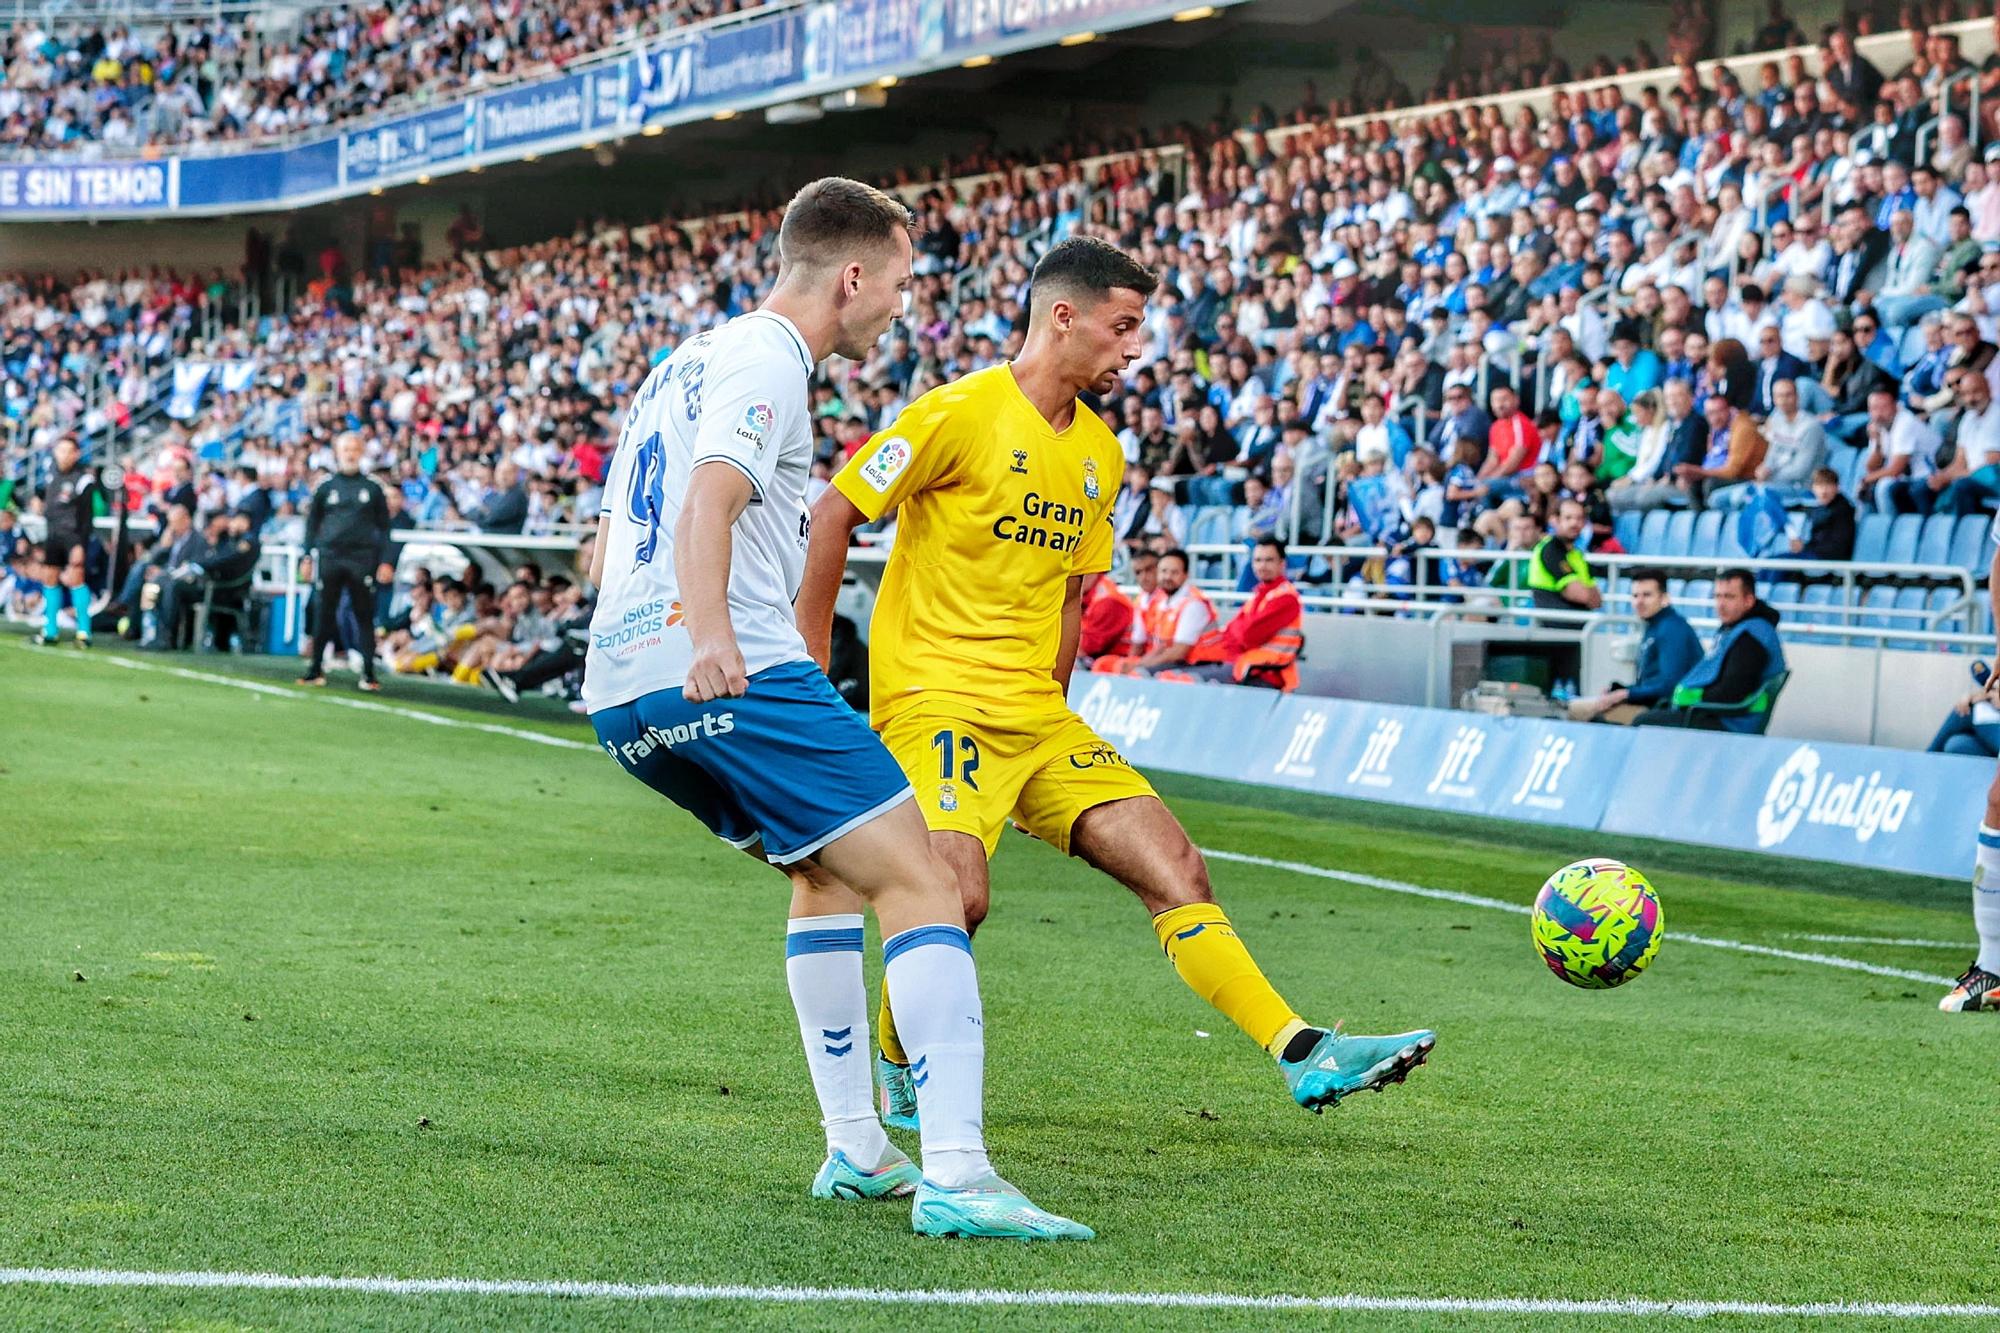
[
  {"xmin": 0, "ymin": 0, "xmax": 758, "ymax": 154},
  {"xmin": 7, "ymin": 1, "xmax": 2000, "ymax": 695}
]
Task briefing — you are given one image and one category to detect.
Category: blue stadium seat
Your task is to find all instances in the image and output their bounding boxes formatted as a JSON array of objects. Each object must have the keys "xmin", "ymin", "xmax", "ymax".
[
  {"xmin": 1915, "ymin": 514, "xmax": 1956, "ymax": 568},
  {"xmin": 1851, "ymin": 513, "xmax": 1892, "ymax": 565},
  {"xmin": 1680, "ymin": 579, "xmax": 1713, "ymax": 610},
  {"xmin": 1717, "ymin": 512, "xmax": 1749, "ymax": 559},
  {"xmin": 1187, "ymin": 505, "xmax": 1235, "ymax": 547},
  {"xmin": 1638, "ymin": 509, "xmax": 1671, "ymax": 554},
  {"xmin": 1764, "ymin": 581, "xmax": 1804, "ymax": 614},
  {"xmin": 1887, "ymin": 585, "xmax": 1933, "ymax": 649},
  {"xmin": 1661, "ymin": 510, "xmax": 1697, "ymax": 558},
  {"xmin": 1949, "ymin": 513, "xmax": 1991, "ymax": 578},
  {"xmin": 1829, "ymin": 443, "xmax": 1864, "ymax": 494},
  {"xmin": 1882, "ymin": 513, "xmax": 1924, "ymax": 567},
  {"xmin": 1613, "ymin": 512, "xmax": 1643, "ymax": 554},
  {"xmin": 1798, "ymin": 582, "xmax": 1837, "ymax": 627},
  {"xmin": 1667, "ymin": 577, "xmax": 1687, "ymax": 601},
  {"xmin": 1690, "ymin": 510, "xmax": 1723, "ymax": 559},
  {"xmin": 1858, "ymin": 584, "xmax": 1900, "ymax": 638}
]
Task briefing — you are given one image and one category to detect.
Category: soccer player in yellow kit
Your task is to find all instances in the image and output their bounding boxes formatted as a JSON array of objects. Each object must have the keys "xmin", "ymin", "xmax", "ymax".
[{"xmin": 797, "ymin": 236, "xmax": 1434, "ymax": 1122}]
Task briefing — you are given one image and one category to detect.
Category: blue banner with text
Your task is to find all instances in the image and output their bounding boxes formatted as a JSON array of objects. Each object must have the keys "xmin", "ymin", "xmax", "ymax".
[{"xmin": 1067, "ymin": 676, "xmax": 1986, "ymax": 879}]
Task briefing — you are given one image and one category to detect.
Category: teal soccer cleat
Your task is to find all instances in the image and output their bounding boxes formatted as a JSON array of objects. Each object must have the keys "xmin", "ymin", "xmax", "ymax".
[
  {"xmin": 877, "ymin": 1053, "xmax": 920, "ymax": 1132},
  {"xmin": 911, "ymin": 1175, "xmax": 1095, "ymax": 1240},
  {"xmin": 1280, "ymin": 1025, "xmax": 1435, "ymax": 1113},
  {"xmin": 810, "ymin": 1147, "xmax": 922, "ymax": 1202}
]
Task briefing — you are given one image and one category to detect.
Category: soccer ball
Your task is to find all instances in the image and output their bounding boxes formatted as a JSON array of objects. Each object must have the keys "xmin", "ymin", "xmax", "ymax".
[{"xmin": 1531, "ymin": 858, "xmax": 1663, "ymax": 989}]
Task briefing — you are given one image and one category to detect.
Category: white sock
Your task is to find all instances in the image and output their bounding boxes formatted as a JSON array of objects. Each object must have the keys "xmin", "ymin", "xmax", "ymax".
[
  {"xmin": 785, "ymin": 915, "xmax": 891, "ymax": 1165},
  {"xmin": 882, "ymin": 923, "xmax": 992, "ymax": 1189},
  {"xmin": 1975, "ymin": 827, "xmax": 2000, "ymax": 974}
]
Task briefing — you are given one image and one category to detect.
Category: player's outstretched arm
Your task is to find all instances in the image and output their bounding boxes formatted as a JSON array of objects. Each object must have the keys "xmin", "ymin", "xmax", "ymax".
[
  {"xmin": 681, "ymin": 461, "xmax": 756, "ymax": 703},
  {"xmin": 797, "ymin": 486, "xmax": 867, "ymax": 670}
]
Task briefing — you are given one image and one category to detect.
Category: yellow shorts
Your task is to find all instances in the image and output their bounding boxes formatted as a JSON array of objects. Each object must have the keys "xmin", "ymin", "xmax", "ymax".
[{"xmin": 877, "ymin": 706, "xmax": 1157, "ymax": 856}]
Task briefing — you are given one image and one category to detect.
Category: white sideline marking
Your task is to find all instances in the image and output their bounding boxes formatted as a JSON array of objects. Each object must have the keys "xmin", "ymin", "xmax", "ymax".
[
  {"xmin": 1201, "ymin": 850, "xmax": 1959, "ymax": 988},
  {"xmin": 1785, "ymin": 933, "xmax": 1972, "ymax": 950},
  {"xmin": 1, "ymin": 1267, "xmax": 1997, "ymax": 1318},
  {"xmin": 49, "ymin": 647, "xmax": 1959, "ymax": 990}
]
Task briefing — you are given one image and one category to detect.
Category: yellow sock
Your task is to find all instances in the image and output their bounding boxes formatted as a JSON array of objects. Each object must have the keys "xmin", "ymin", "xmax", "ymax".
[
  {"xmin": 1152, "ymin": 903, "xmax": 1305, "ymax": 1056},
  {"xmin": 877, "ymin": 979, "xmax": 908, "ymax": 1065},
  {"xmin": 405, "ymin": 651, "xmax": 439, "ymax": 673}
]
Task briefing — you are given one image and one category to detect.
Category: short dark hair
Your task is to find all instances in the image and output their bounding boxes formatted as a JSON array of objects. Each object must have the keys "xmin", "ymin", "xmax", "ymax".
[
  {"xmin": 1811, "ymin": 466, "xmax": 1839, "ymax": 486},
  {"xmin": 1253, "ymin": 535, "xmax": 1287, "ymax": 560},
  {"xmin": 778, "ymin": 177, "xmax": 912, "ymax": 271},
  {"xmin": 1718, "ymin": 567, "xmax": 1758, "ymax": 595},
  {"xmin": 1027, "ymin": 236, "xmax": 1158, "ymax": 316},
  {"xmin": 1158, "ymin": 546, "xmax": 1191, "ymax": 570},
  {"xmin": 1630, "ymin": 566, "xmax": 1670, "ymax": 593}
]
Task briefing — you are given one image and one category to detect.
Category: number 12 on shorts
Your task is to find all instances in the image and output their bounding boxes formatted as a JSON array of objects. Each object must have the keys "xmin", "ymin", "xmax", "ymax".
[{"xmin": 931, "ymin": 729, "xmax": 981, "ymax": 791}]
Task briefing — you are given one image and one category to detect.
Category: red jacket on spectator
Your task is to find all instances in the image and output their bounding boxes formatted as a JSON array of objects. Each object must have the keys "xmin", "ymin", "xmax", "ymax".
[
  {"xmin": 1190, "ymin": 574, "xmax": 1304, "ymax": 663},
  {"xmin": 1079, "ymin": 573, "xmax": 1132, "ymax": 659}
]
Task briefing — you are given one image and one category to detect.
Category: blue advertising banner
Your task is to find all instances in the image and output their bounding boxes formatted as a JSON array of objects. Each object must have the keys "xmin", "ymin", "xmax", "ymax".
[
  {"xmin": 0, "ymin": 0, "xmax": 1244, "ymax": 218},
  {"xmin": 1068, "ymin": 675, "xmax": 1982, "ymax": 878},
  {"xmin": 479, "ymin": 73, "xmax": 593, "ymax": 154},
  {"xmin": 0, "ymin": 160, "xmax": 173, "ymax": 214},
  {"xmin": 347, "ymin": 104, "xmax": 475, "ymax": 183},
  {"xmin": 178, "ymin": 140, "xmax": 339, "ymax": 208},
  {"xmin": 1603, "ymin": 731, "xmax": 1989, "ymax": 880}
]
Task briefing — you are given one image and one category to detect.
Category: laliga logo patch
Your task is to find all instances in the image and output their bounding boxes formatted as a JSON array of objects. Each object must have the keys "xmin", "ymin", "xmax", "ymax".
[
  {"xmin": 860, "ymin": 436, "xmax": 911, "ymax": 493},
  {"xmin": 1082, "ymin": 456, "xmax": 1100, "ymax": 500},
  {"xmin": 736, "ymin": 401, "xmax": 775, "ymax": 455}
]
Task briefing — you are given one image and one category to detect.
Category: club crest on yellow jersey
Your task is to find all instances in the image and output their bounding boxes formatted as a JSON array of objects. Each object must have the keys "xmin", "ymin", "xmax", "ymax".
[
  {"xmin": 938, "ymin": 781, "xmax": 959, "ymax": 813},
  {"xmin": 1082, "ymin": 456, "xmax": 1100, "ymax": 500}
]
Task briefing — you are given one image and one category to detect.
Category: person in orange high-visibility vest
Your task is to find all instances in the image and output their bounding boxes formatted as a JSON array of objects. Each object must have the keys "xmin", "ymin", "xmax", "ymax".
[
  {"xmin": 1161, "ymin": 536, "xmax": 1305, "ymax": 690},
  {"xmin": 1089, "ymin": 547, "xmax": 1163, "ymax": 672},
  {"xmin": 1093, "ymin": 547, "xmax": 1213, "ymax": 675}
]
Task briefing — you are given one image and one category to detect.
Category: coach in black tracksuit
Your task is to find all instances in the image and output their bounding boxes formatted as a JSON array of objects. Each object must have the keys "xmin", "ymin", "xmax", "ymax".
[{"xmin": 298, "ymin": 435, "xmax": 392, "ymax": 690}]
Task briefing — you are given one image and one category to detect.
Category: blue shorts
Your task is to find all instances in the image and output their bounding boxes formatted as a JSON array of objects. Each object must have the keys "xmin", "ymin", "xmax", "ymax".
[{"xmin": 590, "ymin": 659, "xmax": 912, "ymax": 865}]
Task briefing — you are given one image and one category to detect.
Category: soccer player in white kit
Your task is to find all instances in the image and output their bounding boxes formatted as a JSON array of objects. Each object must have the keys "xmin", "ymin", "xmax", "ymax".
[
  {"xmin": 1944, "ymin": 508, "xmax": 2000, "ymax": 1011},
  {"xmin": 582, "ymin": 178, "xmax": 1089, "ymax": 1238}
]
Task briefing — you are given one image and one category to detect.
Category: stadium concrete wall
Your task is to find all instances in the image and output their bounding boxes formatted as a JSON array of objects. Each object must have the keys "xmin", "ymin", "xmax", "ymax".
[{"xmin": 1069, "ymin": 674, "xmax": 1987, "ymax": 881}]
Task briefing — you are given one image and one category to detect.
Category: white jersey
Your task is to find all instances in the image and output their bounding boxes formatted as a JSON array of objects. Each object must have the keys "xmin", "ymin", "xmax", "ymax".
[{"xmin": 583, "ymin": 310, "xmax": 817, "ymax": 712}]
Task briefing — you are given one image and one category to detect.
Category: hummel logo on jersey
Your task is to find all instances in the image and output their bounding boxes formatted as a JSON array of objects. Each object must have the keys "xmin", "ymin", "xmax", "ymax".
[{"xmin": 1010, "ymin": 448, "xmax": 1029, "ymax": 474}]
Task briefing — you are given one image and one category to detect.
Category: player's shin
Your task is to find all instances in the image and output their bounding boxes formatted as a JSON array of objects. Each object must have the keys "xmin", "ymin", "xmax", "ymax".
[
  {"xmin": 881, "ymin": 923, "xmax": 991, "ymax": 1187},
  {"xmin": 784, "ymin": 915, "xmax": 893, "ymax": 1165},
  {"xmin": 1151, "ymin": 903, "xmax": 1316, "ymax": 1059},
  {"xmin": 1974, "ymin": 826, "xmax": 2000, "ymax": 973}
]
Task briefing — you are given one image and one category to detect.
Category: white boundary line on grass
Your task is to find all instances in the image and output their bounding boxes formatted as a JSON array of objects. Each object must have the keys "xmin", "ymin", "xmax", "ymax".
[
  {"xmin": 1784, "ymin": 933, "xmax": 1972, "ymax": 949},
  {"xmin": 53, "ymin": 648, "xmax": 1959, "ymax": 992},
  {"xmin": 1201, "ymin": 850, "xmax": 1960, "ymax": 987},
  {"xmin": 1, "ymin": 1267, "xmax": 1997, "ymax": 1318}
]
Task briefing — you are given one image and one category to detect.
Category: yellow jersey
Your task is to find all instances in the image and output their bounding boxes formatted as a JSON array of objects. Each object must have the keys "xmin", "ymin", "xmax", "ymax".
[{"xmin": 833, "ymin": 364, "xmax": 1121, "ymax": 728}]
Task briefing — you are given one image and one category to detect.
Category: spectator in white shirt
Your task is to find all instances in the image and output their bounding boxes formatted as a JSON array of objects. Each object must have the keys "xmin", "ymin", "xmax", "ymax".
[
  {"xmin": 1863, "ymin": 387, "xmax": 1946, "ymax": 514},
  {"xmin": 1778, "ymin": 275, "xmax": 1836, "ymax": 361},
  {"xmin": 1934, "ymin": 370, "xmax": 2000, "ymax": 516}
]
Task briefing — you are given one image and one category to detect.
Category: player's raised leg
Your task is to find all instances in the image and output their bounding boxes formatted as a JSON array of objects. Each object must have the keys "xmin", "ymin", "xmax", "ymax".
[
  {"xmin": 1068, "ymin": 795, "xmax": 1435, "ymax": 1112},
  {"xmin": 1942, "ymin": 769, "xmax": 2000, "ymax": 1012}
]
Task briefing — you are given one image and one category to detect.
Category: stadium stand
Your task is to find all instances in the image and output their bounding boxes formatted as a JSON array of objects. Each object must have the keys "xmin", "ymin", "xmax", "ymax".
[{"xmin": 8, "ymin": 0, "xmax": 2000, "ymax": 708}]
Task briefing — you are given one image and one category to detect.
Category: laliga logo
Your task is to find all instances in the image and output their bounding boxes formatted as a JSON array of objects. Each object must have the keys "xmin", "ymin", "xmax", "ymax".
[
  {"xmin": 1756, "ymin": 744, "xmax": 1915, "ymax": 847},
  {"xmin": 1077, "ymin": 679, "xmax": 1162, "ymax": 750}
]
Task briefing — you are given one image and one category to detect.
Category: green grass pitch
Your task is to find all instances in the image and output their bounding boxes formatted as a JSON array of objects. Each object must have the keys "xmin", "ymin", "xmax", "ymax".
[{"xmin": 1, "ymin": 643, "xmax": 1994, "ymax": 1330}]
